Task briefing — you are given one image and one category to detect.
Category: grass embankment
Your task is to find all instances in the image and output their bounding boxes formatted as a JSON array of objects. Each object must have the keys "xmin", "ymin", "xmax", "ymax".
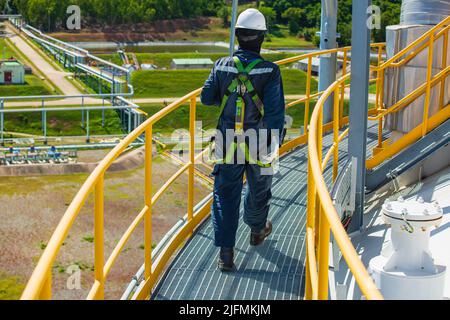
[
  {"xmin": 0, "ymin": 38, "xmax": 16, "ymax": 59},
  {"xmin": 2, "ymin": 109, "xmax": 123, "ymax": 137},
  {"xmin": 0, "ymin": 36, "xmax": 58, "ymax": 96},
  {"xmin": 0, "ymin": 75, "xmax": 53, "ymax": 97},
  {"xmin": 132, "ymin": 68, "xmax": 317, "ymax": 98},
  {"xmin": 99, "ymin": 52, "xmax": 299, "ymax": 69}
]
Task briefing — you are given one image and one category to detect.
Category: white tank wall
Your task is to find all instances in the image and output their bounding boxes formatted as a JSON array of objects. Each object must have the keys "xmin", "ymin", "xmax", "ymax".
[
  {"xmin": 401, "ymin": 0, "xmax": 450, "ymax": 25},
  {"xmin": 384, "ymin": 25, "xmax": 450, "ymax": 132},
  {"xmin": 384, "ymin": 0, "xmax": 450, "ymax": 133}
]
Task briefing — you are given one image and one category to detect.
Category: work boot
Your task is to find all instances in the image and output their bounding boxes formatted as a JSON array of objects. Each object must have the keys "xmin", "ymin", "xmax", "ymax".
[
  {"xmin": 218, "ymin": 247, "xmax": 235, "ymax": 272},
  {"xmin": 250, "ymin": 220, "xmax": 273, "ymax": 246}
]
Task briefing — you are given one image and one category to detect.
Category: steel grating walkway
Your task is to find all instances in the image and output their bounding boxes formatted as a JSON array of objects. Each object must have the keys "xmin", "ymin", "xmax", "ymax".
[{"xmin": 152, "ymin": 123, "xmax": 385, "ymax": 300}]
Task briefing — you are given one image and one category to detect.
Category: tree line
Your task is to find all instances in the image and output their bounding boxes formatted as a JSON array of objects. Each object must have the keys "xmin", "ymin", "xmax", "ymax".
[
  {"xmin": 255, "ymin": 0, "xmax": 401, "ymax": 45},
  {"xmin": 2, "ymin": 0, "xmax": 225, "ymax": 31},
  {"xmin": 2, "ymin": 0, "xmax": 402, "ymax": 45}
]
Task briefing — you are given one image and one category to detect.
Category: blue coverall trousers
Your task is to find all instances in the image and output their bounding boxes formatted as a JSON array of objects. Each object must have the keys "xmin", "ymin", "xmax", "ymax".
[{"xmin": 212, "ymin": 163, "xmax": 273, "ymax": 248}]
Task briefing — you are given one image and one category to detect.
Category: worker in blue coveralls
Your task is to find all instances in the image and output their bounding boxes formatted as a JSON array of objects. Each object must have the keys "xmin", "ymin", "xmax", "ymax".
[{"xmin": 201, "ymin": 8, "xmax": 285, "ymax": 272}]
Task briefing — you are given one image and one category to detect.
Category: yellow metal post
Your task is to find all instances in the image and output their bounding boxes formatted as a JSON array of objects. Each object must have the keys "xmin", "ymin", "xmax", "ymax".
[
  {"xmin": 39, "ymin": 270, "xmax": 52, "ymax": 300},
  {"xmin": 304, "ymin": 57, "xmax": 312, "ymax": 133},
  {"xmin": 378, "ymin": 118, "xmax": 383, "ymax": 149},
  {"xmin": 317, "ymin": 99, "xmax": 330, "ymax": 299},
  {"xmin": 188, "ymin": 97, "xmax": 197, "ymax": 228},
  {"xmin": 377, "ymin": 69, "xmax": 385, "ymax": 148},
  {"xmin": 94, "ymin": 175, "xmax": 105, "ymax": 300},
  {"xmin": 144, "ymin": 127, "xmax": 153, "ymax": 281},
  {"xmin": 376, "ymin": 45, "xmax": 383, "ymax": 111},
  {"xmin": 422, "ymin": 35, "xmax": 435, "ymax": 137},
  {"xmin": 439, "ymin": 30, "xmax": 448, "ymax": 110},
  {"xmin": 332, "ymin": 87, "xmax": 340, "ymax": 182},
  {"xmin": 317, "ymin": 204, "xmax": 330, "ymax": 300},
  {"xmin": 305, "ymin": 160, "xmax": 316, "ymax": 300},
  {"xmin": 315, "ymin": 107, "xmax": 323, "ymax": 246},
  {"xmin": 339, "ymin": 51, "xmax": 348, "ymax": 127}
]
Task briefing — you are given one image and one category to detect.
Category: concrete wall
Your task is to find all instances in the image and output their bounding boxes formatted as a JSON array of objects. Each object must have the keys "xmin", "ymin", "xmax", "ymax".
[{"xmin": 0, "ymin": 64, "xmax": 25, "ymax": 84}]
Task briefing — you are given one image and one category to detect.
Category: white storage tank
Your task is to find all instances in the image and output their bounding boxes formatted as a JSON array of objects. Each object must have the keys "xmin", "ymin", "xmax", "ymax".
[
  {"xmin": 384, "ymin": 0, "xmax": 450, "ymax": 136},
  {"xmin": 401, "ymin": 0, "xmax": 450, "ymax": 25}
]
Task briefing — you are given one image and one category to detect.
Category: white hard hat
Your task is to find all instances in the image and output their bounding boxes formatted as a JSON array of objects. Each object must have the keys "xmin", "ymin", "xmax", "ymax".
[{"xmin": 235, "ymin": 8, "xmax": 267, "ymax": 31}]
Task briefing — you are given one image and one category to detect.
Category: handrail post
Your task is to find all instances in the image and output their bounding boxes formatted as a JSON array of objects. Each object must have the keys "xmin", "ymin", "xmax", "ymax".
[
  {"xmin": 339, "ymin": 50, "xmax": 348, "ymax": 128},
  {"xmin": 304, "ymin": 57, "xmax": 312, "ymax": 134},
  {"xmin": 376, "ymin": 45, "xmax": 383, "ymax": 111},
  {"xmin": 439, "ymin": 30, "xmax": 448, "ymax": 110},
  {"xmin": 316, "ymin": 99, "xmax": 330, "ymax": 300},
  {"xmin": 377, "ymin": 69, "xmax": 385, "ymax": 148},
  {"xmin": 188, "ymin": 97, "xmax": 197, "ymax": 230},
  {"xmin": 94, "ymin": 175, "xmax": 105, "ymax": 299},
  {"xmin": 423, "ymin": 34, "xmax": 435, "ymax": 137},
  {"xmin": 376, "ymin": 45, "xmax": 385, "ymax": 149},
  {"xmin": 317, "ymin": 203, "xmax": 330, "ymax": 300},
  {"xmin": 315, "ymin": 107, "xmax": 323, "ymax": 246},
  {"xmin": 39, "ymin": 269, "xmax": 52, "ymax": 300},
  {"xmin": 333, "ymin": 87, "xmax": 340, "ymax": 182},
  {"xmin": 305, "ymin": 161, "xmax": 316, "ymax": 300},
  {"xmin": 144, "ymin": 126, "xmax": 153, "ymax": 281}
]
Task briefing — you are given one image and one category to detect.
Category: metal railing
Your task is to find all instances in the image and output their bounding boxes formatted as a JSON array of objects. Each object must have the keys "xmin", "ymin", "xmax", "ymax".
[
  {"xmin": 305, "ymin": 17, "xmax": 450, "ymax": 300},
  {"xmin": 1, "ymin": 21, "xmax": 145, "ymax": 144},
  {"xmin": 305, "ymin": 73, "xmax": 383, "ymax": 300},
  {"xmin": 368, "ymin": 16, "xmax": 450, "ymax": 169},
  {"xmin": 21, "ymin": 44, "xmax": 389, "ymax": 300}
]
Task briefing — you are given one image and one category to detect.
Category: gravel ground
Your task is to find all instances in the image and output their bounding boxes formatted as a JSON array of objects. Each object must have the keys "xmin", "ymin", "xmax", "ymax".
[{"xmin": 0, "ymin": 155, "xmax": 211, "ymax": 300}]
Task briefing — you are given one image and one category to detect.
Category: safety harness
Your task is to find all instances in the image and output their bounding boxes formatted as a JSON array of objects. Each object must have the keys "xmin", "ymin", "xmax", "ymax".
[{"xmin": 208, "ymin": 56, "xmax": 273, "ymax": 168}]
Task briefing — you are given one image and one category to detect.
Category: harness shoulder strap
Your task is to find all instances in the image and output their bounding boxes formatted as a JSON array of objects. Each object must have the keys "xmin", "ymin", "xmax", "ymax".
[
  {"xmin": 233, "ymin": 56, "xmax": 264, "ymax": 74},
  {"xmin": 218, "ymin": 57, "xmax": 265, "ymax": 120}
]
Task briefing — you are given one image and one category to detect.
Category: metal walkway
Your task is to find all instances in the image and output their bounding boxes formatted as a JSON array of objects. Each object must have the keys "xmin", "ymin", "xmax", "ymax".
[{"xmin": 152, "ymin": 123, "xmax": 384, "ymax": 300}]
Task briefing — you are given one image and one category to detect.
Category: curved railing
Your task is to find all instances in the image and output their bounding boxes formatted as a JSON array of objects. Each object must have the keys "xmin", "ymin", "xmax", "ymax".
[
  {"xmin": 305, "ymin": 16, "xmax": 450, "ymax": 300},
  {"xmin": 305, "ymin": 73, "xmax": 383, "ymax": 300},
  {"xmin": 24, "ymin": 45, "xmax": 389, "ymax": 300}
]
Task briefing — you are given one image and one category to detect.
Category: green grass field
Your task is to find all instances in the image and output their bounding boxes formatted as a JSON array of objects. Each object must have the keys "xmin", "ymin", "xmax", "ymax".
[
  {"xmin": 0, "ymin": 75, "xmax": 54, "ymax": 97},
  {"xmin": 98, "ymin": 52, "xmax": 299, "ymax": 69},
  {"xmin": 0, "ymin": 35, "xmax": 59, "ymax": 97},
  {"xmin": 132, "ymin": 68, "xmax": 317, "ymax": 98},
  {"xmin": 0, "ymin": 38, "xmax": 17, "ymax": 60},
  {"xmin": 2, "ymin": 109, "xmax": 123, "ymax": 137}
]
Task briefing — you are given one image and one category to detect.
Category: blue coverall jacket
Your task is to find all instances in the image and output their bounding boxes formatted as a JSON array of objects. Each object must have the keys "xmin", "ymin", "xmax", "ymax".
[{"xmin": 201, "ymin": 48, "xmax": 286, "ymax": 248}]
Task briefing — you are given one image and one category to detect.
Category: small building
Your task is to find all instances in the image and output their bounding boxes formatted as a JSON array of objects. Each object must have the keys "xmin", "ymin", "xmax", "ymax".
[
  {"xmin": 141, "ymin": 63, "xmax": 158, "ymax": 71},
  {"xmin": 294, "ymin": 57, "xmax": 344, "ymax": 76},
  {"xmin": 0, "ymin": 59, "xmax": 25, "ymax": 84},
  {"xmin": 171, "ymin": 58, "xmax": 214, "ymax": 70}
]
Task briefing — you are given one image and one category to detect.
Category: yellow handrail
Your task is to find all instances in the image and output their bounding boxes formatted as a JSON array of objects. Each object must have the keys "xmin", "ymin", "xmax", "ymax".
[
  {"xmin": 306, "ymin": 74, "xmax": 383, "ymax": 300},
  {"xmin": 371, "ymin": 16, "xmax": 450, "ymax": 160},
  {"xmin": 21, "ymin": 45, "xmax": 386, "ymax": 301},
  {"xmin": 304, "ymin": 16, "xmax": 450, "ymax": 300}
]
